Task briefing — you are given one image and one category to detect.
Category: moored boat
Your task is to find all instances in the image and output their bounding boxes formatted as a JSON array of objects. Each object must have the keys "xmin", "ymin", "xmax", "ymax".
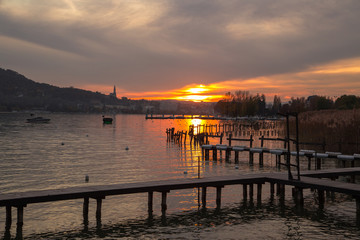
[
  {"xmin": 102, "ymin": 116, "xmax": 113, "ymax": 124},
  {"xmin": 26, "ymin": 117, "xmax": 51, "ymax": 123}
]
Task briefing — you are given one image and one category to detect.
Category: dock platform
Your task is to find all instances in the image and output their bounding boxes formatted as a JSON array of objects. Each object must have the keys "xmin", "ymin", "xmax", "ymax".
[{"xmin": 2, "ymin": 168, "xmax": 360, "ymax": 238}]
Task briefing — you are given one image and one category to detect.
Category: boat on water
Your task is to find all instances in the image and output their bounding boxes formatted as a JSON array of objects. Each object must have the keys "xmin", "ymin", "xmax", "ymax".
[
  {"xmin": 26, "ymin": 117, "xmax": 51, "ymax": 123},
  {"xmin": 102, "ymin": 116, "xmax": 113, "ymax": 124}
]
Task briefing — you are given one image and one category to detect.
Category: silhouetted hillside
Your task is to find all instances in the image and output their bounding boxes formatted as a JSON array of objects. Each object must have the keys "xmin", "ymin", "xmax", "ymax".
[{"xmin": 0, "ymin": 68, "xmax": 130, "ymax": 112}]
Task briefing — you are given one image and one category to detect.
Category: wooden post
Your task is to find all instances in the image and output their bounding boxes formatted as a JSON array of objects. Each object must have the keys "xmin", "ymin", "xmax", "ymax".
[
  {"xmin": 5, "ymin": 205, "xmax": 11, "ymax": 231},
  {"xmin": 270, "ymin": 183, "xmax": 275, "ymax": 199},
  {"xmin": 257, "ymin": 184, "xmax": 262, "ymax": 203},
  {"xmin": 235, "ymin": 151, "xmax": 239, "ymax": 164},
  {"xmin": 202, "ymin": 187, "xmax": 207, "ymax": 208},
  {"xmin": 228, "ymin": 133, "xmax": 232, "ymax": 146},
  {"xmin": 16, "ymin": 205, "xmax": 25, "ymax": 240},
  {"xmin": 83, "ymin": 197, "xmax": 89, "ymax": 226},
  {"xmin": 161, "ymin": 191, "xmax": 168, "ymax": 216},
  {"xmin": 316, "ymin": 157, "xmax": 321, "ymax": 170},
  {"xmin": 96, "ymin": 197, "xmax": 103, "ymax": 222},
  {"xmin": 213, "ymin": 148, "xmax": 217, "ymax": 160},
  {"xmin": 225, "ymin": 148, "xmax": 231, "ymax": 162},
  {"xmin": 260, "ymin": 135, "xmax": 264, "ymax": 147},
  {"xmin": 294, "ymin": 187, "xmax": 304, "ymax": 206},
  {"xmin": 259, "ymin": 152, "xmax": 264, "ymax": 166},
  {"xmin": 356, "ymin": 197, "xmax": 360, "ymax": 227},
  {"xmin": 318, "ymin": 190, "xmax": 325, "ymax": 209},
  {"xmin": 243, "ymin": 184, "xmax": 247, "ymax": 200},
  {"xmin": 249, "ymin": 152, "xmax": 254, "ymax": 165},
  {"xmin": 148, "ymin": 192, "xmax": 153, "ymax": 217},
  {"xmin": 250, "ymin": 135, "xmax": 253, "ymax": 147},
  {"xmin": 216, "ymin": 186, "xmax": 222, "ymax": 209},
  {"xmin": 249, "ymin": 184, "xmax": 254, "ymax": 201}
]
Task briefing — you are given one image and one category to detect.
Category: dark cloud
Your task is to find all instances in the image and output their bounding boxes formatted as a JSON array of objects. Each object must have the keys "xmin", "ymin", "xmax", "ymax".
[{"xmin": 1, "ymin": 0, "xmax": 360, "ymax": 93}]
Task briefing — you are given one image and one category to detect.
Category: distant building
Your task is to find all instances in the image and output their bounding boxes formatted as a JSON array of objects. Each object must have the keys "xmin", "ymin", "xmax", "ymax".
[{"xmin": 109, "ymin": 85, "xmax": 117, "ymax": 98}]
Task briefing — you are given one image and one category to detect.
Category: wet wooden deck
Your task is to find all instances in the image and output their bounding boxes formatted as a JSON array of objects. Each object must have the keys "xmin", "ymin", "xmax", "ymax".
[{"xmin": 2, "ymin": 168, "xmax": 360, "ymax": 239}]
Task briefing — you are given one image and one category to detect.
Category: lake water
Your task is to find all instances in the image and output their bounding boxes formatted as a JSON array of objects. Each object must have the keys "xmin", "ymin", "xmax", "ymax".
[{"xmin": 0, "ymin": 113, "xmax": 359, "ymax": 239}]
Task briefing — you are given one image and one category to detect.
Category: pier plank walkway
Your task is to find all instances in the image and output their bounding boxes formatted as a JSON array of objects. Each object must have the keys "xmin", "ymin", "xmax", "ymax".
[
  {"xmin": 2, "ymin": 168, "xmax": 360, "ymax": 238},
  {"xmin": 0, "ymin": 174, "xmax": 266, "ymax": 207}
]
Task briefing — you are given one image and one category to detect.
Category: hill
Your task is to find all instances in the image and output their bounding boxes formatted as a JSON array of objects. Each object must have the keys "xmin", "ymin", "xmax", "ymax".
[{"xmin": 0, "ymin": 68, "xmax": 140, "ymax": 112}]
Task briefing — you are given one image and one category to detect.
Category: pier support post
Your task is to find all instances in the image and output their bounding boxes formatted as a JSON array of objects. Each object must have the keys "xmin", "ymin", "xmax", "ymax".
[
  {"xmin": 316, "ymin": 158, "xmax": 321, "ymax": 170},
  {"xmin": 259, "ymin": 153, "xmax": 264, "ymax": 167},
  {"xmin": 293, "ymin": 187, "xmax": 304, "ymax": 207},
  {"xmin": 257, "ymin": 184, "xmax": 262, "ymax": 204},
  {"xmin": 243, "ymin": 184, "xmax": 247, "ymax": 201},
  {"xmin": 225, "ymin": 149, "xmax": 231, "ymax": 162},
  {"xmin": 83, "ymin": 197, "xmax": 89, "ymax": 226},
  {"xmin": 161, "ymin": 191, "xmax": 168, "ymax": 216},
  {"xmin": 216, "ymin": 186, "xmax": 223, "ymax": 209},
  {"xmin": 95, "ymin": 196, "xmax": 105, "ymax": 227},
  {"xmin": 270, "ymin": 183, "xmax": 275, "ymax": 200},
  {"xmin": 16, "ymin": 205, "xmax": 26, "ymax": 240},
  {"xmin": 234, "ymin": 151, "xmax": 239, "ymax": 164},
  {"xmin": 318, "ymin": 190, "xmax": 325, "ymax": 209},
  {"xmin": 249, "ymin": 152, "xmax": 254, "ymax": 165},
  {"xmin": 148, "ymin": 192, "xmax": 153, "ymax": 218},
  {"xmin": 213, "ymin": 148, "xmax": 217, "ymax": 161},
  {"xmin": 202, "ymin": 187, "xmax": 207, "ymax": 208},
  {"xmin": 249, "ymin": 184, "xmax": 254, "ymax": 201},
  {"xmin": 5, "ymin": 205, "xmax": 11, "ymax": 231}
]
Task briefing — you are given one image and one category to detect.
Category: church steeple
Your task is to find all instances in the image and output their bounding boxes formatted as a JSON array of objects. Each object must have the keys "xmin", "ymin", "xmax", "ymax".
[{"xmin": 110, "ymin": 85, "xmax": 117, "ymax": 98}]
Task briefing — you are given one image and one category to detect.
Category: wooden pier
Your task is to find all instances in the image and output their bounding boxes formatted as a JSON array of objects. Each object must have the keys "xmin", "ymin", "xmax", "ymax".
[{"xmin": 2, "ymin": 168, "xmax": 360, "ymax": 238}]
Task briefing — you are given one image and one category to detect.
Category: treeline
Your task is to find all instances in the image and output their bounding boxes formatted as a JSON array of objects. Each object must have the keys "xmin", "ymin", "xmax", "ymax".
[{"xmin": 214, "ymin": 91, "xmax": 360, "ymax": 116}]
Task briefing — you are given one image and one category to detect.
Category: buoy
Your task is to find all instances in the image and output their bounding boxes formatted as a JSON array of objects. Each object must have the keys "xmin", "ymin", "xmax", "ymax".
[{"xmin": 85, "ymin": 175, "xmax": 89, "ymax": 182}]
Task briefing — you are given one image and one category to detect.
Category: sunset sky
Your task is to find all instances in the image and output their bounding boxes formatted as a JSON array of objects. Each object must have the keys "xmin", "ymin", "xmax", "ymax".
[{"xmin": 1, "ymin": 0, "xmax": 360, "ymax": 102}]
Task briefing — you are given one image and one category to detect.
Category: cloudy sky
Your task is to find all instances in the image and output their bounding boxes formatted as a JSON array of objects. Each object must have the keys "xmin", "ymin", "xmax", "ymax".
[{"xmin": 1, "ymin": 0, "xmax": 360, "ymax": 102}]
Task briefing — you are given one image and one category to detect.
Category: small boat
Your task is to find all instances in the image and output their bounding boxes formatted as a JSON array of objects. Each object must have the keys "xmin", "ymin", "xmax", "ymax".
[
  {"xmin": 26, "ymin": 117, "xmax": 51, "ymax": 123},
  {"xmin": 102, "ymin": 116, "xmax": 113, "ymax": 124}
]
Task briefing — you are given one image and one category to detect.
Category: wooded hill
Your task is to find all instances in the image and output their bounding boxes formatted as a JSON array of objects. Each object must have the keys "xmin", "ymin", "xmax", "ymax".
[{"xmin": 0, "ymin": 68, "xmax": 144, "ymax": 112}]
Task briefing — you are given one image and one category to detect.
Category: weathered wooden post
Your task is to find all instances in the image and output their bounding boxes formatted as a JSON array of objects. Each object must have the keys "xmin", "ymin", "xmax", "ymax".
[
  {"xmin": 249, "ymin": 184, "xmax": 254, "ymax": 201},
  {"xmin": 5, "ymin": 205, "xmax": 11, "ymax": 231},
  {"xmin": 249, "ymin": 151, "xmax": 254, "ymax": 165},
  {"xmin": 202, "ymin": 187, "xmax": 207, "ymax": 208},
  {"xmin": 243, "ymin": 184, "xmax": 247, "ymax": 200},
  {"xmin": 257, "ymin": 184, "xmax": 262, "ymax": 203},
  {"xmin": 228, "ymin": 133, "xmax": 232, "ymax": 146},
  {"xmin": 96, "ymin": 197, "xmax": 104, "ymax": 224},
  {"xmin": 216, "ymin": 186, "xmax": 223, "ymax": 209},
  {"xmin": 318, "ymin": 190, "xmax": 325, "ymax": 209},
  {"xmin": 16, "ymin": 205, "xmax": 25, "ymax": 240},
  {"xmin": 161, "ymin": 191, "xmax": 168, "ymax": 216},
  {"xmin": 270, "ymin": 183, "xmax": 275, "ymax": 199},
  {"xmin": 213, "ymin": 146, "xmax": 217, "ymax": 160},
  {"xmin": 148, "ymin": 192, "xmax": 153, "ymax": 218},
  {"xmin": 83, "ymin": 197, "xmax": 89, "ymax": 226},
  {"xmin": 234, "ymin": 151, "xmax": 239, "ymax": 164},
  {"xmin": 293, "ymin": 187, "xmax": 304, "ymax": 207}
]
